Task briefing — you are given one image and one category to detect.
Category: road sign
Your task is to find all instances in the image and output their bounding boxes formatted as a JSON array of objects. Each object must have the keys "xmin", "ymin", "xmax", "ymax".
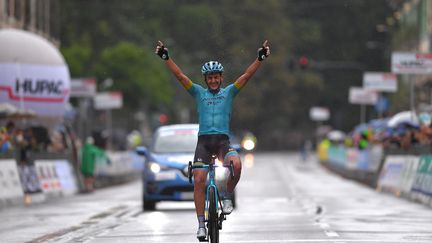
[
  {"xmin": 94, "ymin": 92, "xmax": 123, "ymax": 110},
  {"xmin": 363, "ymin": 72, "xmax": 397, "ymax": 92},
  {"xmin": 349, "ymin": 87, "xmax": 378, "ymax": 105},
  {"xmin": 70, "ymin": 78, "xmax": 96, "ymax": 97},
  {"xmin": 391, "ymin": 52, "xmax": 432, "ymax": 74}
]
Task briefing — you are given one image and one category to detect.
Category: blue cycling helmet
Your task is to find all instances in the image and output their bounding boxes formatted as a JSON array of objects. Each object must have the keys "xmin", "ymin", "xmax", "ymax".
[{"xmin": 201, "ymin": 61, "xmax": 224, "ymax": 75}]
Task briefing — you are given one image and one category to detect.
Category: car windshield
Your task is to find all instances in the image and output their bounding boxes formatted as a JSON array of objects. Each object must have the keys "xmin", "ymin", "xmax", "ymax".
[{"xmin": 153, "ymin": 129, "xmax": 198, "ymax": 153}]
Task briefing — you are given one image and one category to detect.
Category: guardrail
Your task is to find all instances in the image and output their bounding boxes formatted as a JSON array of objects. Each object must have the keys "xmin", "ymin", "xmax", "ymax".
[{"xmin": 318, "ymin": 142, "xmax": 432, "ymax": 208}]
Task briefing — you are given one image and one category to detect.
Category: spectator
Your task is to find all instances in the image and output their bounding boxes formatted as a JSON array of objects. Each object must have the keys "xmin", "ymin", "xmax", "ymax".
[
  {"xmin": 48, "ymin": 130, "xmax": 67, "ymax": 152},
  {"xmin": 415, "ymin": 112, "xmax": 432, "ymax": 145},
  {"xmin": 0, "ymin": 127, "xmax": 12, "ymax": 153},
  {"xmin": 358, "ymin": 129, "xmax": 370, "ymax": 150},
  {"xmin": 6, "ymin": 121, "xmax": 15, "ymax": 136},
  {"xmin": 80, "ymin": 136, "xmax": 109, "ymax": 193}
]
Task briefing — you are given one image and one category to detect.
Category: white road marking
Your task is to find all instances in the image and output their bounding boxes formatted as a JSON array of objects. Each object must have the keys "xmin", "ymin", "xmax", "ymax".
[
  {"xmin": 317, "ymin": 222, "xmax": 339, "ymax": 237},
  {"xmin": 324, "ymin": 230, "xmax": 340, "ymax": 237},
  {"xmin": 163, "ymin": 240, "xmax": 419, "ymax": 243},
  {"xmin": 318, "ymin": 222, "xmax": 330, "ymax": 229}
]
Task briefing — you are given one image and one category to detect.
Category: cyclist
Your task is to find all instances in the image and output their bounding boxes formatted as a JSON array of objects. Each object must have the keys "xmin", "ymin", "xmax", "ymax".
[{"xmin": 155, "ymin": 40, "xmax": 270, "ymax": 240}]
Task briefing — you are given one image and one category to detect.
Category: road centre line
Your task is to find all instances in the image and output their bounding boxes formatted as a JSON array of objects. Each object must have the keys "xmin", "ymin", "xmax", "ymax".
[
  {"xmin": 317, "ymin": 222, "xmax": 340, "ymax": 237},
  {"xmin": 275, "ymin": 159, "xmax": 340, "ymax": 238},
  {"xmin": 325, "ymin": 230, "xmax": 340, "ymax": 237}
]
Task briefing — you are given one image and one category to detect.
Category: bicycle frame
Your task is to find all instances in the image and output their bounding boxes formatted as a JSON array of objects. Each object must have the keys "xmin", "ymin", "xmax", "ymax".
[
  {"xmin": 189, "ymin": 162, "xmax": 222, "ymax": 219},
  {"xmin": 206, "ymin": 163, "xmax": 221, "ymax": 219}
]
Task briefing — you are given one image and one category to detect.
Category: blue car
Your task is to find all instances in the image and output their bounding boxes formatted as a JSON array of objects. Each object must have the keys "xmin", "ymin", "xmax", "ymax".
[{"xmin": 137, "ymin": 124, "xmax": 238, "ymax": 211}]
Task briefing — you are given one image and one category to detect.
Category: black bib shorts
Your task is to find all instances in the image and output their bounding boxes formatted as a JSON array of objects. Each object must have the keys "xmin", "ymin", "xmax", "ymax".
[{"xmin": 193, "ymin": 134, "xmax": 238, "ymax": 164}]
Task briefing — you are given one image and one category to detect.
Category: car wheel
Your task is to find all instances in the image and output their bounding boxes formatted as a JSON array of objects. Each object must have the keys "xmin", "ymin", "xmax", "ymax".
[{"xmin": 143, "ymin": 199, "xmax": 156, "ymax": 211}]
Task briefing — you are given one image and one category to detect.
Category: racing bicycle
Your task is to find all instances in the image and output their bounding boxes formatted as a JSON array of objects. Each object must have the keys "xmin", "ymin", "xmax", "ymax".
[{"xmin": 188, "ymin": 155, "xmax": 234, "ymax": 243}]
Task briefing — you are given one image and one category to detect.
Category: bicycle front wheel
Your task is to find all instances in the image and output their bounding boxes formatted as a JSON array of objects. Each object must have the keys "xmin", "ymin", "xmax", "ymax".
[{"xmin": 208, "ymin": 186, "xmax": 219, "ymax": 243}]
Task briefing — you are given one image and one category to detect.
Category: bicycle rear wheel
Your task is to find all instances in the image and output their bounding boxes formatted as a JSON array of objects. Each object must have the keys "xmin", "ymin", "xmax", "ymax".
[{"xmin": 208, "ymin": 186, "xmax": 219, "ymax": 243}]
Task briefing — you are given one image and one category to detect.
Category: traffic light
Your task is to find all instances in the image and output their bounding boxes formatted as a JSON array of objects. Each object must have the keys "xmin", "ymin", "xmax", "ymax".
[
  {"xmin": 298, "ymin": 55, "xmax": 309, "ymax": 69},
  {"xmin": 159, "ymin": 114, "xmax": 169, "ymax": 124},
  {"xmin": 287, "ymin": 56, "xmax": 310, "ymax": 71}
]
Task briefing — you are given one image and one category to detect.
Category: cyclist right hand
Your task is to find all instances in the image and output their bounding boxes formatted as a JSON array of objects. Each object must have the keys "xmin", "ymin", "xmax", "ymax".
[{"xmin": 155, "ymin": 40, "xmax": 169, "ymax": 60}]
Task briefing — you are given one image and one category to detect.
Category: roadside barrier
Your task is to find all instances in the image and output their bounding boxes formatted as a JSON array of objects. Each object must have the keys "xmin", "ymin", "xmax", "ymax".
[
  {"xmin": 35, "ymin": 160, "xmax": 62, "ymax": 197},
  {"xmin": 401, "ymin": 156, "xmax": 420, "ymax": 194},
  {"xmin": 319, "ymin": 142, "xmax": 432, "ymax": 207},
  {"xmin": 377, "ymin": 154, "xmax": 431, "ymax": 206},
  {"xmin": 17, "ymin": 163, "xmax": 46, "ymax": 205},
  {"xmin": 55, "ymin": 160, "xmax": 78, "ymax": 196},
  {"xmin": 34, "ymin": 159, "xmax": 78, "ymax": 197},
  {"xmin": 377, "ymin": 155, "xmax": 419, "ymax": 196},
  {"xmin": 321, "ymin": 144, "xmax": 383, "ymax": 187},
  {"xmin": 0, "ymin": 159, "xmax": 24, "ymax": 207},
  {"xmin": 325, "ymin": 144, "xmax": 383, "ymax": 173},
  {"xmin": 96, "ymin": 151, "xmax": 129, "ymax": 176},
  {"xmin": 346, "ymin": 148, "xmax": 358, "ymax": 170},
  {"xmin": 0, "ymin": 150, "xmax": 143, "ymax": 208},
  {"xmin": 411, "ymin": 155, "xmax": 432, "ymax": 206},
  {"xmin": 94, "ymin": 151, "xmax": 143, "ymax": 187}
]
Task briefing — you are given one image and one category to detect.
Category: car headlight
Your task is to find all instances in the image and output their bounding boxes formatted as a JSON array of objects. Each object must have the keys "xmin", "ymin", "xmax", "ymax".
[
  {"xmin": 149, "ymin": 162, "xmax": 161, "ymax": 173},
  {"xmin": 242, "ymin": 139, "xmax": 255, "ymax": 151},
  {"xmin": 146, "ymin": 162, "xmax": 165, "ymax": 174}
]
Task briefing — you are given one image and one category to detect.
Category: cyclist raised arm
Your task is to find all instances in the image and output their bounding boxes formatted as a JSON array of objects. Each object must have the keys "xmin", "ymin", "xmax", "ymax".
[
  {"xmin": 155, "ymin": 40, "xmax": 193, "ymax": 89},
  {"xmin": 156, "ymin": 40, "xmax": 270, "ymax": 241},
  {"xmin": 233, "ymin": 40, "xmax": 270, "ymax": 89}
]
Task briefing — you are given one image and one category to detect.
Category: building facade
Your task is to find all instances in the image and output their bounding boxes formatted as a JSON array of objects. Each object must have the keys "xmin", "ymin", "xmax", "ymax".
[{"xmin": 0, "ymin": 0, "xmax": 59, "ymax": 46}]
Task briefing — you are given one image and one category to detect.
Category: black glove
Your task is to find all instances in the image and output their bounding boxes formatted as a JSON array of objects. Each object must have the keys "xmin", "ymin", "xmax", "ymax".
[
  {"xmin": 156, "ymin": 43, "xmax": 169, "ymax": 60},
  {"xmin": 257, "ymin": 46, "xmax": 269, "ymax": 61}
]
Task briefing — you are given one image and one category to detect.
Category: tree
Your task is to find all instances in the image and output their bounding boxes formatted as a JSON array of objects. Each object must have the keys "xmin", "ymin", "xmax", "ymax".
[{"xmin": 95, "ymin": 42, "xmax": 173, "ymax": 110}]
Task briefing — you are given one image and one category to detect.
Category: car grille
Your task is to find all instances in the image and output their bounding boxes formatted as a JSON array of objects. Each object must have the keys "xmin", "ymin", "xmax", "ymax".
[{"xmin": 161, "ymin": 185, "xmax": 194, "ymax": 195}]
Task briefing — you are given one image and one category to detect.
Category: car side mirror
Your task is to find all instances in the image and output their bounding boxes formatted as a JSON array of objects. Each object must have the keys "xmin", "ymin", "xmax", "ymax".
[{"xmin": 136, "ymin": 146, "xmax": 148, "ymax": 156}]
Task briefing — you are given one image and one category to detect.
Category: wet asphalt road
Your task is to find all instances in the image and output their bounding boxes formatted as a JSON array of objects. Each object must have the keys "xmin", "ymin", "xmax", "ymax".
[{"xmin": 1, "ymin": 152, "xmax": 432, "ymax": 243}]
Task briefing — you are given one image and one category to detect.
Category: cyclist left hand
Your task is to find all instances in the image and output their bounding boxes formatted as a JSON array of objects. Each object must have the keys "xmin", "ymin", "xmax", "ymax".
[{"xmin": 155, "ymin": 40, "xmax": 169, "ymax": 60}]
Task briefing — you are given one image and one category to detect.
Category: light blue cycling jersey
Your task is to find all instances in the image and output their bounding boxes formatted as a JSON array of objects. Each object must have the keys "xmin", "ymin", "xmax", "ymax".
[{"xmin": 186, "ymin": 82, "xmax": 241, "ymax": 136}]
